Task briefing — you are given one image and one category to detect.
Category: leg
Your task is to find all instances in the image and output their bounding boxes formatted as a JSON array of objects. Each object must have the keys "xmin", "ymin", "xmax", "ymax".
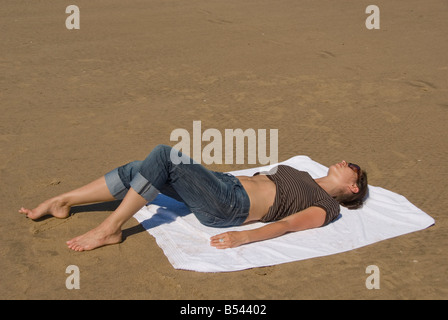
[
  {"xmin": 19, "ymin": 176, "xmax": 115, "ymax": 220},
  {"xmin": 64, "ymin": 144, "xmax": 229, "ymax": 251},
  {"xmin": 65, "ymin": 146, "xmax": 174, "ymax": 251},
  {"xmin": 50, "ymin": 144, "xmax": 244, "ymax": 251},
  {"xmin": 66, "ymin": 187, "xmax": 147, "ymax": 251},
  {"xmin": 133, "ymin": 145, "xmax": 249, "ymax": 227}
]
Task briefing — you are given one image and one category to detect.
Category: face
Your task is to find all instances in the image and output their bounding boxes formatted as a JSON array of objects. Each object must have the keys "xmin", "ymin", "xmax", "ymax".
[{"xmin": 328, "ymin": 160, "xmax": 360, "ymax": 193}]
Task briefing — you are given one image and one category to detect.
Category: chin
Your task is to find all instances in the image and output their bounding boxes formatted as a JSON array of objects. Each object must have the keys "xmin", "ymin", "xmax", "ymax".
[{"xmin": 327, "ymin": 164, "xmax": 338, "ymax": 174}]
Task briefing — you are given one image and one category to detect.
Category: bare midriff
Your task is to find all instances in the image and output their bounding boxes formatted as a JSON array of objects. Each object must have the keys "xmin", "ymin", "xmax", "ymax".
[{"xmin": 235, "ymin": 174, "xmax": 276, "ymax": 223}]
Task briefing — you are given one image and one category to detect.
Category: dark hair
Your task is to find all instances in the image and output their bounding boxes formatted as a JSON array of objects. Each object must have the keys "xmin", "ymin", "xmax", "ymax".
[{"xmin": 337, "ymin": 170, "xmax": 368, "ymax": 210}]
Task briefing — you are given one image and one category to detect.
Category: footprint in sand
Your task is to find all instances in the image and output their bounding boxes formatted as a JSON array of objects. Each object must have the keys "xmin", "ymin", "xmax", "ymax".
[
  {"xmin": 405, "ymin": 80, "xmax": 437, "ymax": 91},
  {"xmin": 318, "ymin": 51, "xmax": 336, "ymax": 59}
]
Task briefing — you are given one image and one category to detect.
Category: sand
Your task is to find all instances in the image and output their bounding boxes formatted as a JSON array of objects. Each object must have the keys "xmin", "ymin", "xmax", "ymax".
[{"xmin": 1, "ymin": 0, "xmax": 447, "ymax": 300}]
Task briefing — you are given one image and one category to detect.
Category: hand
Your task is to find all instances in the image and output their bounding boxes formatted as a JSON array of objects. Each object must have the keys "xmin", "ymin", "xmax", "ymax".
[{"xmin": 210, "ymin": 231, "xmax": 247, "ymax": 249}]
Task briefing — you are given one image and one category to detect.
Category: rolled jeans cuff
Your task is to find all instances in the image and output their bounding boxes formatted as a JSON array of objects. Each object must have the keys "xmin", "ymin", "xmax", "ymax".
[
  {"xmin": 129, "ymin": 172, "xmax": 160, "ymax": 202},
  {"xmin": 104, "ymin": 168, "xmax": 128, "ymax": 200}
]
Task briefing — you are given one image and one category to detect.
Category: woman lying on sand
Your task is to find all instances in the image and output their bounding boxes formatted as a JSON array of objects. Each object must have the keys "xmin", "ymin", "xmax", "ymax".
[{"xmin": 19, "ymin": 144, "xmax": 368, "ymax": 251}]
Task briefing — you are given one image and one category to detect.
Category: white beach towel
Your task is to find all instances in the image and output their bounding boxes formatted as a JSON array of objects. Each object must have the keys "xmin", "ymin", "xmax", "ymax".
[{"xmin": 133, "ymin": 156, "xmax": 435, "ymax": 272}]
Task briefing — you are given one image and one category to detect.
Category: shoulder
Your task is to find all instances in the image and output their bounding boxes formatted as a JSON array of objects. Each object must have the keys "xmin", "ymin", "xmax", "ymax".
[
  {"xmin": 313, "ymin": 197, "xmax": 341, "ymax": 225},
  {"xmin": 282, "ymin": 206, "xmax": 327, "ymax": 231}
]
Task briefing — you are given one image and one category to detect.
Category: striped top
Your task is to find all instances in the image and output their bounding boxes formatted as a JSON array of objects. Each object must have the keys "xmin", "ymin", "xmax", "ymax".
[{"xmin": 254, "ymin": 165, "xmax": 340, "ymax": 226}]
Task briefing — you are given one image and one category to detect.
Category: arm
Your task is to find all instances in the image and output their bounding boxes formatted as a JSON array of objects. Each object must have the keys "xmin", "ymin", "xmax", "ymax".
[{"xmin": 210, "ymin": 206, "xmax": 326, "ymax": 249}]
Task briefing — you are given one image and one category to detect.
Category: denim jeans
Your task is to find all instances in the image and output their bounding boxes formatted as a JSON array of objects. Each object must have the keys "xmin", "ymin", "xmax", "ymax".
[{"xmin": 104, "ymin": 145, "xmax": 251, "ymax": 228}]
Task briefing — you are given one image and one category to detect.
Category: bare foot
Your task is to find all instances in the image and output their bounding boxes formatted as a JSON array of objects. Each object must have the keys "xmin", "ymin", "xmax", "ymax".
[
  {"xmin": 19, "ymin": 197, "xmax": 71, "ymax": 220},
  {"xmin": 66, "ymin": 225, "xmax": 122, "ymax": 251}
]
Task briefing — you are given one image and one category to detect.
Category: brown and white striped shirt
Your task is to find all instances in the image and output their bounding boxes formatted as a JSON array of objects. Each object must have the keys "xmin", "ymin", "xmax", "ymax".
[{"xmin": 254, "ymin": 165, "xmax": 340, "ymax": 226}]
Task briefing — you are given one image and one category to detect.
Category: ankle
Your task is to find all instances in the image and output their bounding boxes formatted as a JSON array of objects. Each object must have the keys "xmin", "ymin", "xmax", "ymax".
[
  {"xmin": 98, "ymin": 217, "xmax": 123, "ymax": 236},
  {"xmin": 54, "ymin": 193, "xmax": 75, "ymax": 208}
]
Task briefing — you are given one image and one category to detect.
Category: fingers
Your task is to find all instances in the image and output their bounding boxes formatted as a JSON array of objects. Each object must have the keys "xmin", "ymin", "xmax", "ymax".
[
  {"xmin": 210, "ymin": 232, "xmax": 230, "ymax": 249},
  {"xmin": 210, "ymin": 231, "xmax": 243, "ymax": 249}
]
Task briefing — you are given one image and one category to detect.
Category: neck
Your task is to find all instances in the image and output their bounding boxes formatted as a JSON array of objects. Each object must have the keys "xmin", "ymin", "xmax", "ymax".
[{"xmin": 314, "ymin": 176, "xmax": 340, "ymax": 198}]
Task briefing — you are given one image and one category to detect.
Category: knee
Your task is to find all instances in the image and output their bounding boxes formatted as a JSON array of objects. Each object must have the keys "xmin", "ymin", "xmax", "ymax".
[
  {"xmin": 144, "ymin": 144, "xmax": 174, "ymax": 166},
  {"xmin": 153, "ymin": 144, "xmax": 193, "ymax": 165},
  {"xmin": 138, "ymin": 145, "xmax": 173, "ymax": 179},
  {"xmin": 118, "ymin": 160, "xmax": 143, "ymax": 183},
  {"xmin": 152, "ymin": 144, "xmax": 172, "ymax": 155},
  {"xmin": 148, "ymin": 144, "xmax": 192, "ymax": 166}
]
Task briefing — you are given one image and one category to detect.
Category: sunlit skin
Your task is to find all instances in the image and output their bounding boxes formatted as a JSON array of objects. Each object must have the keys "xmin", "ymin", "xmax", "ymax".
[
  {"xmin": 19, "ymin": 161, "xmax": 359, "ymax": 251},
  {"xmin": 211, "ymin": 160, "xmax": 360, "ymax": 249}
]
